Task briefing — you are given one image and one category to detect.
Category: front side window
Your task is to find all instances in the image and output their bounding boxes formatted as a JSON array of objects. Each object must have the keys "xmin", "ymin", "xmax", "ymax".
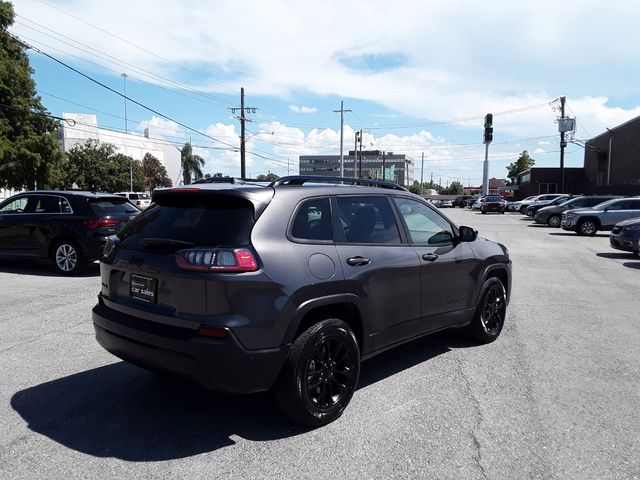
[
  {"xmin": 0, "ymin": 197, "xmax": 30, "ymax": 214},
  {"xmin": 394, "ymin": 197, "xmax": 454, "ymax": 245},
  {"xmin": 336, "ymin": 196, "xmax": 401, "ymax": 244},
  {"xmin": 607, "ymin": 200, "xmax": 633, "ymax": 211},
  {"xmin": 291, "ymin": 197, "xmax": 333, "ymax": 241}
]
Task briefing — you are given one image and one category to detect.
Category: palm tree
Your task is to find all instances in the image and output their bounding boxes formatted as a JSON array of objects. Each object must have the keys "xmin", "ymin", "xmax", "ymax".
[{"xmin": 180, "ymin": 142, "xmax": 205, "ymax": 185}]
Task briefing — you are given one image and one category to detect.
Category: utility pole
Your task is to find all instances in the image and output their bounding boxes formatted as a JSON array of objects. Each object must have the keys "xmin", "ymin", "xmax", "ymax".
[
  {"xmin": 229, "ymin": 88, "xmax": 258, "ymax": 178},
  {"xmin": 382, "ymin": 151, "xmax": 386, "ymax": 181},
  {"xmin": 559, "ymin": 96, "xmax": 566, "ymax": 193},
  {"xmin": 420, "ymin": 152, "xmax": 425, "ymax": 196},
  {"xmin": 333, "ymin": 101, "xmax": 351, "ymax": 177},
  {"xmin": 121, "ymin": 73, "xmax": 132, "ymax": 191},
  {"xmin": 358, "ymin": 130, "xmax": 363, "ymax": 178},
  {"xmin": 354, "ymin": 131, "xmax": 360, "ymax": 178}
]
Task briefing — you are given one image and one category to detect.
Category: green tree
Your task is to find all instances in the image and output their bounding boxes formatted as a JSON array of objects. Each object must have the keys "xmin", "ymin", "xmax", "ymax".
[
  {"xmin": 65, "ymin": 139, "xmax": 144, "ymax": 192},
  {"xmin": 256, "ymin": 172, "xmax": 279, "ymax": 182},
  {"xmin": 0, "ymin": 1, "xmax": 65, "ymax": 190},
  {"xmin": 409, "ymin": 180, "xmax": 421, "ymax": 195},
  {"xmin": 444, "ymin": 181, "xmax": 464, "ymax": 195},
  {"xmin": 180, "ymin": 142, "xmax": 204, "ymax": 185},
  {"xmin": 506, "ymin": 150, "xmax": 535, "ymax": 183},
  {"xmin": 142, "ymin": 152, "xmax": 172, "ymax": 190}
]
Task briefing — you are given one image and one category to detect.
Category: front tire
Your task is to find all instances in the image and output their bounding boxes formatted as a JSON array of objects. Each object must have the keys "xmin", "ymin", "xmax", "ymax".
[
  {"xmin": 275, "ymin": 319, "xmax": 360, "ymax": 427},
  {"xmin": 548, "ymin": 215, "xmax": 561, "ymax": 227},
  {"xmin": 52, "ymin": 239, "xmax": 85, "ymax": 275},
  {"xmin": 577, "ymin": 219, "xmax": 598, "ymax": 236},
  {"xmin": 466, "ymin": 278, "xmax": 507, "ymax": 343}
]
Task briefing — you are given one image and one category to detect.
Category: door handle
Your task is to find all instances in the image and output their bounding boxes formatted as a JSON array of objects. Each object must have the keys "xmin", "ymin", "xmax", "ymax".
[
  {"xmin": 422, "ymin": 253, "xmax": 439, "ymax": 262},
  {"xmin": 346, "ymin": 256, "xmax": 370, "ymax": 266}
]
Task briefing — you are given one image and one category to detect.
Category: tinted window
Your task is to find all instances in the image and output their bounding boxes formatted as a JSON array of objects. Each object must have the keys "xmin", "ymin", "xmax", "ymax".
[
  {"xmin": 394, "ymin": 197, "xmax": 454, "ymax": 245},
  {"xmin": 60, "ymin": 197, "xmax": 72, "ymax": 213},
  {"xmin": 88, "ymin": 198, "xmax": 139, "ymax": 214},
  {"xmin": 485, "ymin": 196, "xmax": 502, "ymax": 202},
  {"xmin": 0, "ymin": 197, "xmax": 30, "ymax": 213},
  {"xmin": 291, "ymin": 197, "xmax": 332, "ymax": 241},
  {"xmin": 33, "ymin": 195, "xmax": 62, "ymax": 213},
  {"xmin": 607, "ymin": 200, "xmax": 634, "ymax": 210},
  {"xmin": 584, "ymin": 197, "xmax": 612, "ymax": 208},
  {"xmin": 119, "ymin": 198, "xmax": 255, "ymax": 250},
  {"xmin": 336, "ymin": 196, "xmax": 401, "ymax": 244}
]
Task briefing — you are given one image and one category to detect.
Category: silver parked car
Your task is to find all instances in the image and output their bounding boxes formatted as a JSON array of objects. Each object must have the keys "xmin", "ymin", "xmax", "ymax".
[{"xmin": 561, "ymin": 197, "xmax": 640, "ymax": 235}]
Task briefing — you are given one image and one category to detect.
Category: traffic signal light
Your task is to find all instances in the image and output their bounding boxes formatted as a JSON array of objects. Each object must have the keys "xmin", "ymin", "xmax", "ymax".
[{"xmin": 484, "ymin": 113, "xmax": 493, "ymax": 144}]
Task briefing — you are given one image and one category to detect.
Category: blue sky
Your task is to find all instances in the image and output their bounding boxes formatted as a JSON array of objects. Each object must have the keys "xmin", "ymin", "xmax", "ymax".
[{"xmin": 10, "ymin": 0, "xmax": 640, "ymax": 185}]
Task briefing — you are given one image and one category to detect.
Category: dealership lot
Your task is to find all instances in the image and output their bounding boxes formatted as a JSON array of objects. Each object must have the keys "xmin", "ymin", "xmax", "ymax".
[{"xmin": 1, "ymin": 209, "xmax": 638, "ymax": 480}]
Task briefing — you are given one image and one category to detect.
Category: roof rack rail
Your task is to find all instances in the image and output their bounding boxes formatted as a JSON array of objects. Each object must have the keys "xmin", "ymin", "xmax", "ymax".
[
  {"xmin": 271, "ymin": 175, "xmax": 408, "ymax": 191},
  {"xmin": 190, "ymin": 177, "xmax": 268, "ymax": 185}
]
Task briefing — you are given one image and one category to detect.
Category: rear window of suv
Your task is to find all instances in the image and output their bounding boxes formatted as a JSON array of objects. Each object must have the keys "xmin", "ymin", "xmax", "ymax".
[
  {"xmin": 88, "ymin": 198, "xmax": 140, "ymax": 215},
  {"xmin": 118, "ymin": 197, "xmax": 255, "ymax": 250}
]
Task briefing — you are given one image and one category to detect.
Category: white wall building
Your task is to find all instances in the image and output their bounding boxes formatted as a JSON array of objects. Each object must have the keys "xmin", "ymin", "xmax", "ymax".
[{"xmin": 58, "ymin": 113, "xmax": 182, "ymax": 188}]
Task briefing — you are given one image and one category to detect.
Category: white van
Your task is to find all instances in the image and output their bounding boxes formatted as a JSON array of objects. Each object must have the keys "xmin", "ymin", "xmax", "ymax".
[{"xmin": 114, "ymin": 192, "xmax": 151, "ymax": 209}]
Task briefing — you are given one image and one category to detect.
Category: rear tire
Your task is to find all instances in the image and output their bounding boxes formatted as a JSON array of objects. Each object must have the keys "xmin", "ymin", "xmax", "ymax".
[
  {"xmin": 466, "ymin": 278, "xmax": 507, "ymax": 344},
  {"xmin": 275, "ymin": 319, "xmax": 360, "ymax": 427},
  {"xmin": 52, "ymin": 239, "xmax": 85, "ymax": 275}
]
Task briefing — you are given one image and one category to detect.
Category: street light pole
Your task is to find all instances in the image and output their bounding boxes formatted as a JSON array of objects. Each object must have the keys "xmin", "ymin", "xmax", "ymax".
[{"xmin": 121, "ymin": 73, "xmax": 133, "ymax": 192}]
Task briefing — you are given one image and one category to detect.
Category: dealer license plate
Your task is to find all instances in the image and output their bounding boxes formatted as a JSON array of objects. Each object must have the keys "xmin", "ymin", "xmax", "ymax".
[{"xmin": 130, "ymin": 274, "xmax": 157, "ymax": 303}]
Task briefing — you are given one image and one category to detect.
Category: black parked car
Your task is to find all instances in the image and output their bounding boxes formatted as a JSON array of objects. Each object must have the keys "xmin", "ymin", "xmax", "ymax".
[
  {"xmin": 453, "ymin": 195, "xmax": 472, "ymax": 208},
  {"xmin": 0, "ymin": 191, "xmax": 139, "ymax": 274},
  {"xmin": 610, "ymin": 218, "xmax": 640, "ymax": 256},
  {"xmin": 93, "ymin": 176, "xmax": 511, "ymax": 426},
  {"xmin": 534, "ymin": 195, "xmax": 619, "ymax": 227},
  {"xmin": 481, "ymin": 195, "xmax": 506, "ymax": 214}
]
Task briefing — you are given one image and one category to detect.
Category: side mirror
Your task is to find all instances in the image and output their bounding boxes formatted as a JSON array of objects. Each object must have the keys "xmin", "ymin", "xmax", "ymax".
[{"xmin": 459, "ymin": 225, "xmax": 478, "ymax": 242}]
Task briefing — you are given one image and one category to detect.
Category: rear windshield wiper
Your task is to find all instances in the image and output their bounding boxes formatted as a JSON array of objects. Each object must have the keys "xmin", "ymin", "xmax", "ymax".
[{"xmin": 141, "ymin": 238, "xmax": 195, "ymax": 249}]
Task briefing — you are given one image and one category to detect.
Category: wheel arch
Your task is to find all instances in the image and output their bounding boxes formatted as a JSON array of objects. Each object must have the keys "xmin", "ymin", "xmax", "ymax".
[
  {"xmin": 48, "ymin": 234, "xmax": 83, "ymax": 258},
  {"xmin": 285, "ymin": 295, "xmax": 369, "ymax": 354}
]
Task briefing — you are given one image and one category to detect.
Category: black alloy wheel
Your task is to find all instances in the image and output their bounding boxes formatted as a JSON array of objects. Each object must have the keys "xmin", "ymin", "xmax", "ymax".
[
  {"xmin": 578, "ymin": 219, "xmax": 598, "ymax": 236},
  {"xmin": 467, "ymin": 277, "xmax": 507, "ymax": 343},
  {"xmin": 548, "ymin": 215, "xmax": 561, "ymax": 227},
  {"xmin": 275, "ymin": 318, "xmax": 360, "ymax": 427}
]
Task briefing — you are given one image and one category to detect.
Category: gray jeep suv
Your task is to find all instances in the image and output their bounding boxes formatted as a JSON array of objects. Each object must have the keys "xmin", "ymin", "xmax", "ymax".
[
  {"xmin": 561, "ymin": 197, "xmax": 640, "ymax": 235},
  {"xmin": 92, "ymin": 176, "xmax": 512, "ymax": 426}
]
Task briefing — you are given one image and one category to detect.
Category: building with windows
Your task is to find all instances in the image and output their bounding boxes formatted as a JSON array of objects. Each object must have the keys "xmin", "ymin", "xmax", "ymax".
[
  {"xmin": 299, "ymin": 150, "xmax": 413, "ymax": 187},
  {"xmin": 58, "ymin": 113, "xmax": 182, "ymax": 187},
  {"xmin": 583, "ymin": 114, "xmax": 640, "ymax": 195},
  {"xmin": 516, "ymin": 167, "xmax": 585, "ymax": 198}
]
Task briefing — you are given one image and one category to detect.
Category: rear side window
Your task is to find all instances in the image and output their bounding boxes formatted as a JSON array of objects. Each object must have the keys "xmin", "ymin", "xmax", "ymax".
[
  {"xmin": 119, "ymin": 197, "xmax": 255, "ymax": 250},
  {"xmin": 89, "ymin": 198, "xmax": 139, "ymax": 214},
  {"xmin": 33, "ymin": 195, "xmax": 63, "ymax": 213},
  {"xmin": 291, "ymin": 198, "xmax": 333, "ymax": 241},
  {"xmin": 336, "ymin": 196, "xmax": 401, "ymax": 244}
]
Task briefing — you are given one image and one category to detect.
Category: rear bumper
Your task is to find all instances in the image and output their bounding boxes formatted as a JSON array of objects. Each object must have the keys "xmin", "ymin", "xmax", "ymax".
[{"xmin": 92, "ymin": 301, "xmax": 286, "ymax": 394}]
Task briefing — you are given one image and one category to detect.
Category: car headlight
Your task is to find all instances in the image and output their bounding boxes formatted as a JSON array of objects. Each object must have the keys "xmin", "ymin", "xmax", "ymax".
[{"xmin": 624, "ymin": 225, "xmax": 640, "ymax": 231}]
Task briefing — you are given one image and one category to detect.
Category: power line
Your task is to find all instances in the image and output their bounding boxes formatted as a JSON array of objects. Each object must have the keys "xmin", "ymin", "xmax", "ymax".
[
  {"xmin": 15, "ymin": 25, "xmax": 234, "ymax": 109},
  {"xmin": 13, "ymin": 34, "xmax": 245, "ymax": 152},
  {"xmin": 34, "ymin": 0, "xmax": 238, "ymax": 95}
]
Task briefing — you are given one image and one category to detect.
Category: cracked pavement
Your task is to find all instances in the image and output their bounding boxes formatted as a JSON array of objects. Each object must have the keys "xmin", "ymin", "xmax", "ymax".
[{"xmin": 0, "ymin": 210, "xmax": 639, "ymax": 479}]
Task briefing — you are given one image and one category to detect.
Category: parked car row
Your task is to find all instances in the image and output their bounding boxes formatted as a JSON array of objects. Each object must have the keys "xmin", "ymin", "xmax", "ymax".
[{"xmin": 509, "ymin": 193, "xmax": 640, "ymax": 257}]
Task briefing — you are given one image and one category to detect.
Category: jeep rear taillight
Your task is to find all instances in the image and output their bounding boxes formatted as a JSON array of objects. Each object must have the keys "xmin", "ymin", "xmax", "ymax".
[{"xmin": 175, "ymin": 248, "xmax": 258, "ymax": 272}]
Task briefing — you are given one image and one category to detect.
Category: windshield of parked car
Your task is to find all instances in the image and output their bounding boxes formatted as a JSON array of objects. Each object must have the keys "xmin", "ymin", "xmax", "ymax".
[{"xmin": 485, "ymin": 196, "xmax": 502, "ymax": 202}]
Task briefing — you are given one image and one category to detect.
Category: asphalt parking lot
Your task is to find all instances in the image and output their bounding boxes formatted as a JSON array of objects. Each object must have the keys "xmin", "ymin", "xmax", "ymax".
[{"xmin": 1, "ymin": 209, "xmax": 639, "ymax": 480}]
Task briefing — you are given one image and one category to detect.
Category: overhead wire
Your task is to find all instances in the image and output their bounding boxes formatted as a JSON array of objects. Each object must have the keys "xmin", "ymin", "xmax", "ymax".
[{"xmin": 35, "ymin": 0, "xmax": 238, "ymax": 96}]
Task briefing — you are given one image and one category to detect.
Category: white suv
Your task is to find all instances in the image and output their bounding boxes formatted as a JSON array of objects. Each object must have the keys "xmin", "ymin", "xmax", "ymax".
[{"xmin": 114, "ymin": 192, "xmax": 151, "ymax": 209}]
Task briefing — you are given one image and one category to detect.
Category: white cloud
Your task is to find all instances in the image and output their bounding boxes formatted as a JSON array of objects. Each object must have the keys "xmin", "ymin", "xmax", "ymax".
[
  {"xmin": 289, "ymin": 105, "xmax": 318, "ymax": 114},
  {"xmin": 533, "ymin": 148, "xmax": 546, "ymax": 154}
]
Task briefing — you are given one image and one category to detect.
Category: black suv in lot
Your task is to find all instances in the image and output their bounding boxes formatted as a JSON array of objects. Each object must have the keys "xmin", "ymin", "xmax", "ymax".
[
  {"xmin": 0, "ymin": 191, "xmax": 139, "ymax": 274},
  {"xmin": 93, "ymin": 176, "xmax": 512, "ymax": 426}
]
